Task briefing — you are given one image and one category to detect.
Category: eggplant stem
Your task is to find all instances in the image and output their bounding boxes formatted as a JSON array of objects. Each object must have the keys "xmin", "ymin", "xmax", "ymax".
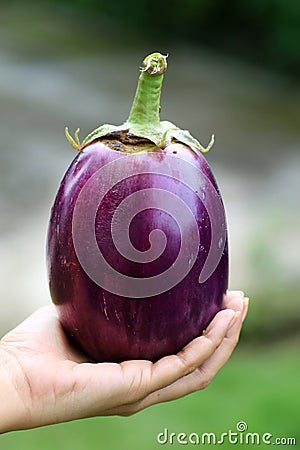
[
  {"xmin": 126, "ymin": 53, "xmax": 167, "ymax": 128},
  {"xmin": 64, "ymin": 53, "xmax": 214, "ymax": 155}
]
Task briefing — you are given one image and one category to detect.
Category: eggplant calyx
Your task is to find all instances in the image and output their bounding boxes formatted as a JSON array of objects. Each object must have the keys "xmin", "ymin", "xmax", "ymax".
[
  {"xmin": 65, "ymin": 122, "xmax": 214, "ymax": 154},
  {"xmin": 65, "ymin": 127, "xmax": 82, "ymax": 151}
]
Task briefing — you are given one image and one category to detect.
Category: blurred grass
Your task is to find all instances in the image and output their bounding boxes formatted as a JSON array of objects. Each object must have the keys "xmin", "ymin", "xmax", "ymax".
[{"xmin": 1, "ymin": 339, "xmax": 299, "ymax": 449}]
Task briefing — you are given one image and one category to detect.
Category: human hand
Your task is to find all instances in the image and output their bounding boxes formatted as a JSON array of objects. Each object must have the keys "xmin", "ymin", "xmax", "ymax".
[{"xmin": 0, "ymin": 290, "xmax": 248, "ymax": 433}]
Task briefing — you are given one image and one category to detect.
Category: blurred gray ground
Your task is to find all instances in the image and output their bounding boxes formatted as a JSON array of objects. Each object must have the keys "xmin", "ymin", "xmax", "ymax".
[{"xmin": 0, "ymin": 7, "xmax": 300, "ymax": 337}]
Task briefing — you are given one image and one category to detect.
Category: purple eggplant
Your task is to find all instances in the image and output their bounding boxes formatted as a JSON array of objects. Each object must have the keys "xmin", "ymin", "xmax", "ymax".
[{"xmin": 47, "ymin": 53, "xmax": 228, "ymax": 362}]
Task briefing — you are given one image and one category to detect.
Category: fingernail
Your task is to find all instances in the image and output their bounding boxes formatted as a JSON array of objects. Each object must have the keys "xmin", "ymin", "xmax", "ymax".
[
  {"xmin": 242, "ymin": 297, "xmax": 249, "ymax": 322},
  {"xmin": 228, "ymin": 311, "xmax": 241, "ymax": 329},
  {"xmin": 229, "ymin": 290, "xmax": 244, "ymax": 298}
]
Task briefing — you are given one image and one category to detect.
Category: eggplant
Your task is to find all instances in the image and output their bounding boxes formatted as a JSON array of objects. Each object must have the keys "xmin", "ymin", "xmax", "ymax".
[{"xmin": 47, "ymin": 53, "xmax": 228, "ymax": 362}]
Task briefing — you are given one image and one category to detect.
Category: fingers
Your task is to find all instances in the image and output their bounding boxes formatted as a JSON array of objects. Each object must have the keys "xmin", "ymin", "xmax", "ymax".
[
  {"xmin": 148, "ymin": 289, "xmax": 250, "ymax": 395},
  {"xmin": 194, "ymin": 294, "xmax": 247, "ymax": 383},
  {"xmin": 148, "ymin": 308, "xmax": 237, "ymax": 394},
  {"xmin": 62, "ymin": 307, "xmax": 236, "ymax": 418},
  {"xmin": 113, "ymin": 290, "xmax": 249, "ymax": 415},
  {"xmin": 226, "ymin": 290, "xmax": 244, "ymax": 300}
]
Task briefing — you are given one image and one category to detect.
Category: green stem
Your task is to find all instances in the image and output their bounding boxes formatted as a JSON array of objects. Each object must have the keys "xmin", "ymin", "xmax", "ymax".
[{"xmin": 126, "ymin": 53, "xmax": 167, "ymax": 128}]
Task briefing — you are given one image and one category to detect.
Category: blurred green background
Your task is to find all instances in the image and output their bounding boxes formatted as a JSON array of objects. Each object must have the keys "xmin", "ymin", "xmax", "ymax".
[{"xmin": 0, "ymin": 1, "xmax": 299, "ymax": 448}]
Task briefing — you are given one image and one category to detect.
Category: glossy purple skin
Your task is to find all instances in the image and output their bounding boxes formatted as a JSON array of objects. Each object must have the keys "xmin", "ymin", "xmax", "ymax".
[{"xmin": 47, "ymin": 142, "xmax": 228, "ymax": 362}]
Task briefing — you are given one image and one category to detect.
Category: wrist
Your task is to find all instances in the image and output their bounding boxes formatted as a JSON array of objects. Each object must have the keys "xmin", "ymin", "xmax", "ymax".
[{"xmin": 0, "ymin": 345, "xmax": 30, "ymax": 433}]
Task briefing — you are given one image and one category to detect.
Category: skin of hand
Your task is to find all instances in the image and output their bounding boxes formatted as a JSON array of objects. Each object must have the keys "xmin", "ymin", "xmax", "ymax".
[{"xmin": 0, "ymin": 290, "xmax": 248, "ymax": 433}]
